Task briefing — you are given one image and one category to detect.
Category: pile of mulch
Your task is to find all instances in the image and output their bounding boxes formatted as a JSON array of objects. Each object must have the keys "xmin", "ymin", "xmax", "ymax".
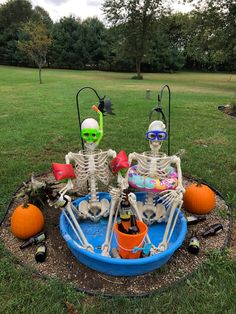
[{"xmin": 0, "ymin": 174, "xmax": 233, "ymax": 297}]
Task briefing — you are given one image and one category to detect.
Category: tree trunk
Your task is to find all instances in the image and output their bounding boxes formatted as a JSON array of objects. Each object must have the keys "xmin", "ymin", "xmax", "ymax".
[
  {"xmin": 39, "ymin": 66, "xmax": 42, "ymax": 84},
  {"xmin": 135, "ymin": 57, "xmax": 143, "ymax": 79}
]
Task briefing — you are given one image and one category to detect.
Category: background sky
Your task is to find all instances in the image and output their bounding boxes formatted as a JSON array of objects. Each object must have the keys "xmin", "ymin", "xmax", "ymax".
[{"xmin": 0, "ymin": 0, "xmax": 195, "ymax": 22}]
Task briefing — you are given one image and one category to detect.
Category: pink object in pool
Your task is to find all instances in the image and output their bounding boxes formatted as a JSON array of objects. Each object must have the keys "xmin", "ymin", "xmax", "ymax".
[{"xmin": 128, "ymin": 165, "xmax": 178, "ymax": 193}]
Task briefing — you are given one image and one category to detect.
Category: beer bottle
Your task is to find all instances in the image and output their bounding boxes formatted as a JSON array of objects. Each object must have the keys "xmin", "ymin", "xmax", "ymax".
[
  {"xmin": 20, "ymin": 232, "xmax": 46, "ymax": 250},
  {"xmin": 188, "ymin": 233, "xmax": 200, "ymax": 255},
  {"xmin": 117, "ymin": 218, "xmax": 128, "ymax": 234},
  {"xmin": 202, "ymin": 223, "xmax": 223, "ymax": 238},
  {"xmin": 35, "ymin": 242, "xmax": 47, "ymax": 263},
  {"xmin": 120, "ymin": 189, "xmax": 131, "ymax": 221},
  {"xmin": 186, "ymin": 215, "xmax": 206, "ymax": 226},
  {"xmin": 128, "ymin": 215, "xmax": 139, "ymax": 234}
]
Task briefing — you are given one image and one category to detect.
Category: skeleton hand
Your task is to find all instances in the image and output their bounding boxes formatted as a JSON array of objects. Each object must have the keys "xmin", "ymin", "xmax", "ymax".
[
  {"xmin": 48, "ymin": 194, "xmax": 69, "ymax": 208},
  {"xmin": 159, "ymin": 189, "xmax": 182, "ymax": 208},
  {"xmin": 117, "ymin": 172, "xmax": 129, "ymax": 191},
  {"xmin": 108, "ymin": 186, "xmax": 121, "ymax": 200},
  {"xmin": 176, "ymin": 185, "xmax": 185, "ymax": 195},
  {"xmin": 127, "ymin": 192, "xmax": 137, "ymax": 205}
]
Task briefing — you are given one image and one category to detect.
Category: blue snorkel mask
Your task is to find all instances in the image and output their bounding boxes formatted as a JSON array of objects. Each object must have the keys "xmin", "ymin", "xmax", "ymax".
[{"xmin": 146, "ymin": 130, "xmax": 168, "ymax": 141}]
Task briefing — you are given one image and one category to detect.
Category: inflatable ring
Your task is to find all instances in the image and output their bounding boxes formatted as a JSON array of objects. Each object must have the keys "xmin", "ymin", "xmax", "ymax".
[{"xmin": 128, "ymin": 165, "xmax": 178, "ymax": 193}]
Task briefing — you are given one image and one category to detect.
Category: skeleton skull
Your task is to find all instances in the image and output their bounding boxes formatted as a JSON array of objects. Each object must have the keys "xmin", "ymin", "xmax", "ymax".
[
  {"xmin": 146, "ymin": 120, "xmax": 167, "ymax": 152},
  {"xmin": 81, "ymin": 118, "xmax": 102, "ymax": 151}
]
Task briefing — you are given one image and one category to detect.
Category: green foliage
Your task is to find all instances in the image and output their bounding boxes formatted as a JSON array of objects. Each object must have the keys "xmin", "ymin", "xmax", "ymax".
[
  {"xmin": 17, "ymin": 21, "xmax": 52, "ymax": 83},
  {"xmin": 50, "ymin": 16, "xmax": 84, "ymax": 69},
  {"xmin": 0, "ymin": 0, "xmax": 33, "ymax": 66},
  {"xmin": 103, "ymin": 0, "xmax": 164, "ymax": 78},
  {"xmin": 0, "ymin": 0, "xmax": 235, "ymax": 73},
  {"xmin": 184, "ymin": 0, "xmax": 236, "ymax": 71}
]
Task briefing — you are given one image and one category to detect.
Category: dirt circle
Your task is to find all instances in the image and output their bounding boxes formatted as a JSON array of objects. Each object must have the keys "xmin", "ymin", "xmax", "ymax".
[{"xmin": 0, "ymin": 173, "xmax": 233, "ymax": 297}]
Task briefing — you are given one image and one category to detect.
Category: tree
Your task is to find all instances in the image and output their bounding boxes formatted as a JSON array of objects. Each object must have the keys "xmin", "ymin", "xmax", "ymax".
[
  {"xmin": 102, "ymin": 0, "xmax": 164, "ymax": 79},
  {"xmin": 82, "ymin": 17, "xmax": 107, "ymax": 69},
  {"xmin": 183, "ymin": 0, "xmax": 236, "ymax": 71},
  {"xmin": 18, "ymin": 22, "xmax": 52, "ymax": 83},
  {"xmin": 143, "ymin": 13, "xmax": 186, "ymax": 72},
  {"xmin": 49, "ymin": 16, "xmax": 85, "ymax": 69},
  {"xmin": 32, "ymin": 6, "xmax": 53, "ymax": 29},
  {"xmin": 0, "ymin": 0, "xmax": 33, "ymax": 65}
]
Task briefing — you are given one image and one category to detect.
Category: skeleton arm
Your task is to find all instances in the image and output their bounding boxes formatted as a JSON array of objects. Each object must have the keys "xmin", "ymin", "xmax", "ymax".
[
  {"xmin": 58, "ymin": 152, "xmax": 74, "ymax": 197},
  {"xmin": 128, "ymin": 152, "xmax": 136, "ymax": 165},
  {"xmin": 108, "ymin": 149, "xmax": 116, "ymax": 159},
  {"xmin": 172, "ymin": 156, "xmax": 185, "ymax": 194}
]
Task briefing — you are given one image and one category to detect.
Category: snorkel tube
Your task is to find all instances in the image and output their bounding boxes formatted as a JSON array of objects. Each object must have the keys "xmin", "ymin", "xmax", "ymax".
[{"xmin": 92, "ymin": 105, "xmax": 104, "ymax": 146}]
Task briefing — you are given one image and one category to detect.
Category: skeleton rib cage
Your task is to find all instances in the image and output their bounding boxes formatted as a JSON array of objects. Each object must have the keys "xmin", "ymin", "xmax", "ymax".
[
  {"xmin": 66, "ymin": 150, "xmax": 111, "ymax": 190},
  {"xmin": 133, "ymin": 152, "xmax": 177, "ymax": 179}
]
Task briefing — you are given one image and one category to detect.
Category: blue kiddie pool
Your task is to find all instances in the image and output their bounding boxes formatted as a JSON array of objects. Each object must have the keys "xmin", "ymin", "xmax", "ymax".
[{"xmin": 60, "ymin": 192, "xmax": 187, "ymax": 276}]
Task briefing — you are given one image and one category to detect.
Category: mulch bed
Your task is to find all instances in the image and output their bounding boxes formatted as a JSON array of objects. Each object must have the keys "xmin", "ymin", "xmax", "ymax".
[{"xmin": 0, "ymin": 173, "xmax": 233, "ymax": 297}]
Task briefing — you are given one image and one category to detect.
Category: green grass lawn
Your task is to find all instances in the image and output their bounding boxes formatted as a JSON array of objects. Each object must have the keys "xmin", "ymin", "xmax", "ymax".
[{"xmin": 0, "ymin": 66, "xmax": 235, "ymax": 313}]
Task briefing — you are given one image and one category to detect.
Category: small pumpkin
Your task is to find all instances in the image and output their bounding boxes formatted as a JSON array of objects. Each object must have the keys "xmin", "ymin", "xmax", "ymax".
[
  {"xmin": 183, "ymin": 183, "xmax": 215, "ymax": 215},
  {"xmin": 11, "ymin": 203, "xmax": 44, "ymax": 239}
]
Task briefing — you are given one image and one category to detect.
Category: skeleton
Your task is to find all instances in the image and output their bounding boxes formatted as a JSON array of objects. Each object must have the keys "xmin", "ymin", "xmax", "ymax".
[
  {"xmin": 128, "ymin": 120, "xmax": 185, "ymax": 251},
  {"xmin": 53, "ymin": 106, "xmax": 116, "ymax": 251}
]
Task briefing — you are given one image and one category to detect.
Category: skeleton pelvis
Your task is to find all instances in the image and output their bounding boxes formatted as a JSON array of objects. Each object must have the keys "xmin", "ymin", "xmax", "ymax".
[
  {"xmin": 137, "ymin": 201, "xmax": 167, "ymax": 224},
  {"xmin": 78, "ymin": 198, "xmax": 110, "ymax": 221}
]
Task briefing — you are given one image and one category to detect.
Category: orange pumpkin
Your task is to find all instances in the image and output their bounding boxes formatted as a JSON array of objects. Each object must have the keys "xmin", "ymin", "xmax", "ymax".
[
  {"xmin": 11, "ymin": 203, "xmax": 44, "ymax": 239},
  {"xmin": 183, "ymin": 183, "xmax": 215, "ymax": 215}
]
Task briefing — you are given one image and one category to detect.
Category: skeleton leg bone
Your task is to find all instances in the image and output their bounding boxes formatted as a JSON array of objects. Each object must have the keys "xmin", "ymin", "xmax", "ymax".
[
  {"xmin": 128, "ymin": 193, "xmax": 152, "ymax": 245},
  {"xmin": 65, "ymin": 200, "xmax": 94, "ymax": 252},
  {"xmin": 101, "ymin": 197, "xmax": 119, "ymax": 257},
  {"xmin": 158, "ymin": 198, "xmax": 183, "ymax": 252}
]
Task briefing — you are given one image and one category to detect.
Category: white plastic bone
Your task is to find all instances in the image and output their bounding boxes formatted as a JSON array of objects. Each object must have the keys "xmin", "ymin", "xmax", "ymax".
[
  {"xmin": 128, "ymin": 120, "xmax": 185, "ymax": 251},
  {"xmin": 63, "ymin": 196, "xmax": 94, "ymax": 251},
  {"xmin": 62, "ymin": 149, "xmax": 116, "ymax": 221}
]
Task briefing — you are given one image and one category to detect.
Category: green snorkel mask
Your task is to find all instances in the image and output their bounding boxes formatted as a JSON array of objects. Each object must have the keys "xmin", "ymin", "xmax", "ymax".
[
  {"xmin": 81, "ymin": 128, "xmax": 102, "ymax": 143},
  {"xmin": 80, "ymin": 106, "xmax": 104, "ymax": 149}
]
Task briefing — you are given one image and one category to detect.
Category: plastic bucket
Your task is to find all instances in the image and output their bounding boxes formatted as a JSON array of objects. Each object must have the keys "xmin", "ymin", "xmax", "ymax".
[{"xmin": 114, "ymin": 220, "xmax": 148, "ymax": 259}]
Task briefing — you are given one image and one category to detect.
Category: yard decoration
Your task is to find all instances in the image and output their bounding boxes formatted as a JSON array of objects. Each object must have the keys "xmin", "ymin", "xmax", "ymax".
[
  {"xmin": 56, "ymin": 86, "xmax": 187, "ymax": 275},
  {"xmin": 11, "ymin": 203, "xmax": 44, "ymax": 239},
  {"xmin": 126, "ymin": 85, "xmax": 186, "ymax": 252},
  {"xmin": 51, "ymin": 87, "xmax": 116, "ymax": 253},
  {"xmin": 15, "ymin": 174, "xmax": 59, "ymax": 207},
  {"xmin": 183, "ymin": 183, "xmax": 215, "ymax": 215}
]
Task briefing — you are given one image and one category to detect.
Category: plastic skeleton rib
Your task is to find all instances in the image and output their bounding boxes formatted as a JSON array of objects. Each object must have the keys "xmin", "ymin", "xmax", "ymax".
[
  {"xmin": 64, "ymin": 149, "xmax": 115, "ymax": 221},
  {"xmin": 128, "ymin": 120, "xmax": 185, "ymax": 251}
]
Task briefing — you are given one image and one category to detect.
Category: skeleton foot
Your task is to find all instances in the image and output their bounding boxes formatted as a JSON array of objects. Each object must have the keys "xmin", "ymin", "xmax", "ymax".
[
  {"xmin": 101, "ymin": 243, "xmax": 111, "ymax": 257},
  {"xmin": 157, "ymin": 241, "xmax": 167, "ymax": 252}
]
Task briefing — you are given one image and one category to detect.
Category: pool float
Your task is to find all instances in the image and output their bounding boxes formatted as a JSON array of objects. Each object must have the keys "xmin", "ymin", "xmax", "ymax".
[{"xmin": 128, "ymin": 165, "xmax": 178, "ymax": 193}]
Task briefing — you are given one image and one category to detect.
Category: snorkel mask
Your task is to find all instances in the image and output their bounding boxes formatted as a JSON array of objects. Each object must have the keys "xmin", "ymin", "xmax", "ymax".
[
  {"xmin": 80, "ymin": 105, "xmax": 105, "ymax": 151},
  {"xmin": 81, "ymin": 128, "xmax": 102, "ymax": 143},
  {"xmin": 147, "ymin": 120, "xmax": 167, "ymax": 152},
  {"xmin": 146, "ymin": 130, "xmax": 167, "ymax": 141}
]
